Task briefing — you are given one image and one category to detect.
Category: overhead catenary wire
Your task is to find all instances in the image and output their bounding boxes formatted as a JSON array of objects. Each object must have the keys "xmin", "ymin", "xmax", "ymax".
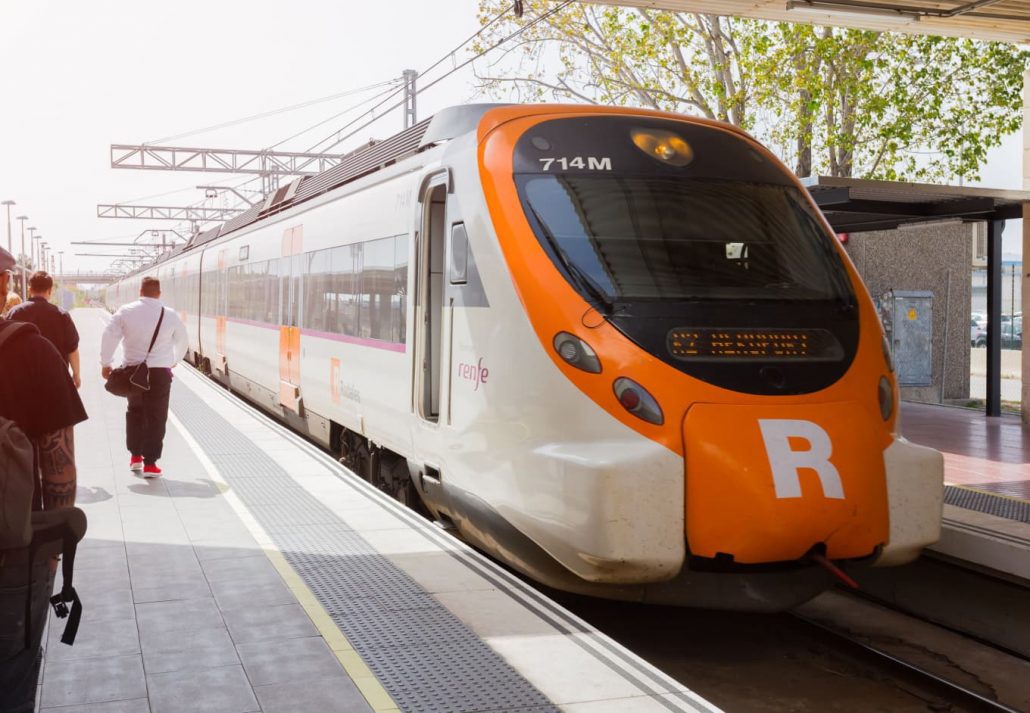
[
  {"xmin": 303, "ymin": 1, "xmax": 527, "ymax": 154},
  {"xmin": 310, "ymin": 0, "xmax": 575, "ymax": 155},
  {"xmin": 145, "ymin": 78, "xmax": 400, "ymax": 145},
  {"xmin": 265, "ymin": 79, "xmax": 405, "ymax": 151}
]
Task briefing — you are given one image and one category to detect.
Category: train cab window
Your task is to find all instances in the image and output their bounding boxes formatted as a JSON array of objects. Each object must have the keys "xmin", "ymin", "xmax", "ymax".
[{"xmin": 514, "ymin": 116, "xmax": 854, "ymax": 307}]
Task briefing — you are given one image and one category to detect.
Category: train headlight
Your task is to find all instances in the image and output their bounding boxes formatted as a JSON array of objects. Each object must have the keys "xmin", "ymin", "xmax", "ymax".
[
  {"xmin": 878, "ymin": 376, "xmax": 894, "ymax": 421},
  {"xmin": 613, "ymin": 377, "xmax": 664, "ymax": 425},
  {"xmin": 553, "ymin": 332, "xmax": 602, "ymax": 373},
  {"xmin": 631, "ymin": 128, "xmax": 694, "ymax": 167}
]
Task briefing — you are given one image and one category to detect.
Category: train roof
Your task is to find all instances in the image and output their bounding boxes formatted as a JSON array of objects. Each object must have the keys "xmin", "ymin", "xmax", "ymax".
[{"xmin": 117, "ymin": 104, "xmax": 507, "ymax": 280}]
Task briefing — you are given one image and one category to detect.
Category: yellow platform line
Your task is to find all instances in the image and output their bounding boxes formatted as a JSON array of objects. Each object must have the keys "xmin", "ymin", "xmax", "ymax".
[{"xmin": 168, "ymin": 411, "xmax": 398, "ymax": 712}]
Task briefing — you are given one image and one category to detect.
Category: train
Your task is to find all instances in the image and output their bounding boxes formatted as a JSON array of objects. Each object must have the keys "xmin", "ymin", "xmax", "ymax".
[{"xmin": 106, "ymin": 104, "xmax": 945, "ymax": 610}]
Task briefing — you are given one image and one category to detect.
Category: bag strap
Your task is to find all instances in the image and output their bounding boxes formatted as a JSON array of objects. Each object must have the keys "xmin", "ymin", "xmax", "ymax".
[
  {"xmin": 0, "ymin": 322, "xmax": 31, "ymax": 353},
  {"xmin": 25, "ymin": 519, "xmax": 84, "ymax": 648},
  {"xmin": 49, "ymin": 531, "xmax": 82, "ymax": 645},
  {"xmin": 143, "ymin": 308, "xmax": 165, "ymax": 361}
]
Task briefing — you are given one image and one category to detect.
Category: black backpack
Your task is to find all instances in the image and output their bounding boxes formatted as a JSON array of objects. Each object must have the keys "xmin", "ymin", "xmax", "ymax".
[{"xmin": 0, "ymin": 322, "xmax": 87, "ymax": 647}]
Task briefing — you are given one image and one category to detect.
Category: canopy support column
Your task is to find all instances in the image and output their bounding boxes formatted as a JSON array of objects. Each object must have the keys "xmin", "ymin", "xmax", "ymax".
[{"xmin": 986, "ymin": 219, "xmax": 1004, "ymax": 417}]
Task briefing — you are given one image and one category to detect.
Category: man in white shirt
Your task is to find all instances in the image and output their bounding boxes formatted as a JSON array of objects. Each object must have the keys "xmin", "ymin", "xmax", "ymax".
[{"xmin": 101, "ymin": 276, "xmax": 188, "ymax": 478}]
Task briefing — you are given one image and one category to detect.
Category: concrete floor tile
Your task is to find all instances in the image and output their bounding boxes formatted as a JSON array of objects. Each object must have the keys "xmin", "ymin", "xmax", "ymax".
[
  {"xmin": 141, "ymin": 626, "xmax": 240, "ymax": 674},
  {"xmin": 128, "ymin": 556, "xmax": 203, "ymax": 583},
  {"xmin": 131, "ymin": 575, "xmax": 212, "ymax": 604},
  {"xmin": 221, "ymin": 602, "xmax": 319, "ymax": 644},
  {"xmin": 46, "ymin": 616, "xmax": 140, "ymax": 662},
  {"xmin": 199, "ymin": 554, "xmax": 281, "ymax": 584},
  {"xmin": 41, "ymin": 654, "xmax": 146, "ymax": 708},
  {"xmin": 253, "ymin": 676, "xmax": 373, "ymax": 713},
  {"xmin": 136, "ymin": 597, "xmax": 224, "ymax": 638},
  {"xmin": 73, "ymin": 545, "xmax": 128, "ymax": 571},
  {"xmin": 51, "ymin": 588, "xmax": 134, "ymax": 627},
  {"xmin": 147, "ymin": 665, "xmax": 259, "ymax": 713},
  {"xmin": 237, "ymin": 636, "xmax": 344, "ymax": 685},
  {"xmin": 209, "ymin": 577, "xmax": 294, "ymax": 612},
  {"xmin": 70, "ymin": 574, "xmax": 132, "ymax": 602},
  {"xmin": 41, "ymin": 699, "xmax": 151, "ymax": 713},
  {"xmin": 193, "ymin": 542, "xmax": 263, "ymax": 561}
]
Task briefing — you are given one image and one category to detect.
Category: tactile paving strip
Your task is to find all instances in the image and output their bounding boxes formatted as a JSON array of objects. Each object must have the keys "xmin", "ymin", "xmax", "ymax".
[
  {"xmin": 171, "ymin": 386, "xmax": 559, "ymax": 713},
  {"xmin": 944, "ymin": 485, "xmax": 1030, "ymax": 524}
]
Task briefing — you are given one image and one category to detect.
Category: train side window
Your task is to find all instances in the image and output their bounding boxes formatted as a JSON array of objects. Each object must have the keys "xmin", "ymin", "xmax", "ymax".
[
  {"xmin": 449, "ymin": 223, "xmax": 468, "ymax": 285},
  {"xmin": 394, "ymin": 234, "xmax": 409, "ymax": 344}
]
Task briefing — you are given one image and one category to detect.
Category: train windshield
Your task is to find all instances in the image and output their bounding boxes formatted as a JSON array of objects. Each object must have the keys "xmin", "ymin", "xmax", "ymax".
[{"xmin": 513, "ymin": 117, "xmax": 854, "ymax": 306}]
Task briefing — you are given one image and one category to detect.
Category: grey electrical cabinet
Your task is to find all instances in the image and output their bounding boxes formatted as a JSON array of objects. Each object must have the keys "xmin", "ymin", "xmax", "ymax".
[{"xmin": 880, "ymin": 290, "xmax": 933, "ymax": 387}]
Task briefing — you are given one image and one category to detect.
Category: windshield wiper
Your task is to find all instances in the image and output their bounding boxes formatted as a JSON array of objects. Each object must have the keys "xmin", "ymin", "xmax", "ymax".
[{"xmin": 526, "ymin": 203, "xmax": 615, "ymax": 316}]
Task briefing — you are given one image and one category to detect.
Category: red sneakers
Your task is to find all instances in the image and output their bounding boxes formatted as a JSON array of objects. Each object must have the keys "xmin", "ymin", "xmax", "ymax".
[
  {"xmin": 142, "ymin": 463, "xmax": 162, "ymax": 479},
  {"xmin": 130, "ymin": 456, "xmax": 144, "ymax": 472}
]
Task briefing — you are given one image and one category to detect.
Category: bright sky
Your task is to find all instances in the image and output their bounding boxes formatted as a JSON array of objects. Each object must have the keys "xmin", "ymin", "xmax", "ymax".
[
  {"xmin": 0, "ymin": 0, "xmax": 484, "ymax": 275},
  {"xmin": 0, "ymin": 1, "xmax": 1024, "ymax": 276}
]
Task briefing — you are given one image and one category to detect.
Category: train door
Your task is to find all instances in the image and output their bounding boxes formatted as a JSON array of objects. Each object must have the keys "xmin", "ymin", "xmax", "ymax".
[
  {"xmin": 416, "ymin": 176, "xmax": 449, "ymax": 423},
  {"xmin": 279, "ymin": 226, "xmax": 304, "ymax": 413}
]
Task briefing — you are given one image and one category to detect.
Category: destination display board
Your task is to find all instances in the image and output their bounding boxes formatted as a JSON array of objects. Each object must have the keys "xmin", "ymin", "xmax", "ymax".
[{"xmin": 667, "ymin": 328, "xmax": 844, "ymax": 362}]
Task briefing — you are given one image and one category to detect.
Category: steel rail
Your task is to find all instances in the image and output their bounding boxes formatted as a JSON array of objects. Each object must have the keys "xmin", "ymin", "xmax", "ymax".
[{"xmin": 790, "ymin": 611, "xmax": 1021, "ymax": 713}]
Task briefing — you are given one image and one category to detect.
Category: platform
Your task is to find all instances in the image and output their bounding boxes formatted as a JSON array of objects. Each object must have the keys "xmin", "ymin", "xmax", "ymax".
[
  {"xmin": 901, "ymin": 402, "xmax": 1030, "ymax": 582},
  {"xmin": 39, "ymin": 309, "xmax": 720, "ymax": 713}
]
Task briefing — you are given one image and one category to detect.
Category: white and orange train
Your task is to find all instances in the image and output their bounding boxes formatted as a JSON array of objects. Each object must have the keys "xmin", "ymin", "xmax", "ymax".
[{"xmin": 107, "ymin": 104, "xmax": 944, "ymax": 609}]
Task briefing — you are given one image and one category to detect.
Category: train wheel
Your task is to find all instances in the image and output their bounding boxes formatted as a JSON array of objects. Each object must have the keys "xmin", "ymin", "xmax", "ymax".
[
  {"xmin": 380, "ymin": 452, "xmax": 430, "ymax": 518},
  {"xmin": 340, "ymin": 434, "xmax": 371, "ymax": 478}
]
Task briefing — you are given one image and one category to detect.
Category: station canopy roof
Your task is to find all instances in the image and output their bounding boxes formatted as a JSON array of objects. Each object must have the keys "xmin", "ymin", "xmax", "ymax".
[
  {"xmin": 803, "ymin": 176, "xmax": 1030, "ymax": 232},
  {"xmin": 586, "ymin": 1, "xmax": 1030, "ymax": 43}
]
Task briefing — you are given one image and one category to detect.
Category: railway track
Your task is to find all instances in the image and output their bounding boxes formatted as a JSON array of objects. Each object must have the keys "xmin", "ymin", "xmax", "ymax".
[{"xmin": 790, "ymin": 608, "xmax": 1022, "ymax": 713}]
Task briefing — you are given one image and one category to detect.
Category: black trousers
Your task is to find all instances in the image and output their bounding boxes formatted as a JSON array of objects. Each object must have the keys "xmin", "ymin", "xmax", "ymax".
[
  {"xmin": 0, "ymin": 561, "xmax": 53, "ymax": 713},
  {"xmin": 126, "ymin": 367, "xmax": 172, "ymax": 465}
]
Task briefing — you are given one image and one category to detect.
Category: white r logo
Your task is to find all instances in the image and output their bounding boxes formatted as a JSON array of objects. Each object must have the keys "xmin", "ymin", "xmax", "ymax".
[{"xmin": 758, "ymin": 419, "xmax": 845, "ymax": 500}]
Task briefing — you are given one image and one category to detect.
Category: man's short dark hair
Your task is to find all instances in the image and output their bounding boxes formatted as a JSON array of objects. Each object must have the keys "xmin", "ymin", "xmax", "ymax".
[
  {"xmin": 141, "ymin": 276, "xmax": 161, "ymax": 298},
  {"xmin": 29, "ymin": 271, "xmax": 53, "ymax": 294}
]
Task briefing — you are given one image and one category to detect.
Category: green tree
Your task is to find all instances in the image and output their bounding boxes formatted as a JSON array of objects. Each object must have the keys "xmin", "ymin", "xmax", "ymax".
[{"xmin": 475, "ymin": 1, "xmax": 1028, "ymax": 181}]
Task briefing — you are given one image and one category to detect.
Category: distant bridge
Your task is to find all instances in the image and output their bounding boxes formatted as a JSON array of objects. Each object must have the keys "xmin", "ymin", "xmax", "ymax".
[{"xmin": 51, "ymin": 272, "xmax": 120, "ymax": 285}]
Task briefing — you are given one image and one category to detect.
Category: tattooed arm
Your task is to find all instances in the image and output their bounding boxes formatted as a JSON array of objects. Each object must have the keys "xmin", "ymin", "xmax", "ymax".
[{"xmin": 36, "ymin": 427, "xmax": 77, "ymax": 510}]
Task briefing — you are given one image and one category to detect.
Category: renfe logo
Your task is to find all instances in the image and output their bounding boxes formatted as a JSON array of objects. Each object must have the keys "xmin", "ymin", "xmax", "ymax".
[
  {"xmin": 456, "ymin": 358, "xmax": 489, "ymax": 391},
  {"xmin": 758, "ymin": 419, "xmax": 845, "ymax": 500}
]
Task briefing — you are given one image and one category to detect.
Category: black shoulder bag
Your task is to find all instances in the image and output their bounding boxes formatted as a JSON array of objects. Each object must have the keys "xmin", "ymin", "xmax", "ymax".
[{"xmin": 104, "ymin": 308, "xmax": 164, "ymax": 398}]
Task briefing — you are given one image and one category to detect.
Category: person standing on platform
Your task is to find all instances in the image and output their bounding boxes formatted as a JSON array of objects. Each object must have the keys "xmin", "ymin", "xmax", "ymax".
[
  {"xmin": 0, "ymin": 247, "xmax": 87, "ymax": 713},
  {"xmin": 100, "ymin": 276, "xmax": 187, "ymax": 478},
  {"xmin": 6, "ymin": 271, "xmax": 82, "ymax": 388},
  {"xmin": 2, "ymin": 288, "xmax": 22, "ymax": 317}
]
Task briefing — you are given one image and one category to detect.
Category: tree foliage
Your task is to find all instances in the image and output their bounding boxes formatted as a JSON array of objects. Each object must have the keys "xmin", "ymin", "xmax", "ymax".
[{"xmin": 474, "ymin": 1, "xmax": 1028, "ymax": 181}]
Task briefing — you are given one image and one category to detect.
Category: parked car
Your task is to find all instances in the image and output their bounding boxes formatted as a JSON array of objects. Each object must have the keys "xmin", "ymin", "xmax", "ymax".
[
  {"xmin": 973, "ymin": 316, "xmax": 1022, "ymax": 349},
  {"xmin": 972, "ymin": 318, "xmax": 986, "ymax": 347}
]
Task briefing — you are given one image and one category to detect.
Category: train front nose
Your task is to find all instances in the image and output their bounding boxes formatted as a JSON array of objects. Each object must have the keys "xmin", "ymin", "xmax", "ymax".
[{"xmin": 683, "ymin": 401, "xmax": 890, "ymax": 564}]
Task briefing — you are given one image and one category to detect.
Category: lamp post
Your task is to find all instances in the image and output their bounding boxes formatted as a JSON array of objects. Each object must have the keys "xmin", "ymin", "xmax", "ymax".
[
  {"xmin": 31, "ymin": 234, "xmax": 41, "ymax": 271},
  {"xmin": 39, "ymin": 242, "xmax": 47, "ymax": 281},
  {"xmin": 15, "ymin": 215, "xmax": 27, "ymax": 297},
  {"xmin": 26, "ymin": 227, "xmax": 36, "ymax": 269},
  {"xmin": 1, "ymin": 200, "xmax": 14, "ymax": 254}
]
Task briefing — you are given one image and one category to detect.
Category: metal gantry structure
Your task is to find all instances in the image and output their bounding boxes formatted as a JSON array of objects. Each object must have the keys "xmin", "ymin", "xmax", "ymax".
[
  {"xmin": 100, "ymin": 70, "xmax": 421, "ymax": 278},
  {"xmin": 96, "ymin": 204, "xmax": 244, "ymax": 222}
]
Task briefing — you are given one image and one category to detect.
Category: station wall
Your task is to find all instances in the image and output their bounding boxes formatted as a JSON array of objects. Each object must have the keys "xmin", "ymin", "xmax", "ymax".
[{"xmin": 843, "ymin": 222, "xmax": 973, "ymax": 404}]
